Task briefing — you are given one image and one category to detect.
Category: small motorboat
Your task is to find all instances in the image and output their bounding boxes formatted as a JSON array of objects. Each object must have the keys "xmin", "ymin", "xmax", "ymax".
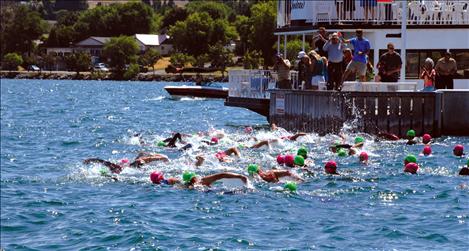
[{"xmin": 164, "ymin": 85, "xmax": 228, "ymax": 99}]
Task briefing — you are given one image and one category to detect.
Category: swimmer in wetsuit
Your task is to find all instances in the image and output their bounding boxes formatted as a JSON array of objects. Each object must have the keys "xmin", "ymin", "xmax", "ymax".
[
  {"xmin": 152, "ymin": 171, "xmax": 249, "ymax": 188},
  {"xmin": 83, "ymin": 152, "xmax": 169, "ymax": 174},
  {"xmin": 377, "ymin": 132, "xmax": 400, "ymax": 141}
]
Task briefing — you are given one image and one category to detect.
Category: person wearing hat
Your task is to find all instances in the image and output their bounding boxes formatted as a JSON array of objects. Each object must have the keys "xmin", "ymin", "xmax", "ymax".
[
  {"xmin": 297, "ymin": 51, "xmax": 313, "ymax": 89},
  {"xmin": 341, "ymin": 29, "xmax": 371, "ymax": 84},
  {"xmin": 435, "ymin": 51, "xmax": 457, "ymax": 90},
  {"xmin": 273, "ymin": 54, "xmax": 292, "ymax": 89},
  {"xmin": 323, "ymin": 32, "xmax": 345, "ymax": 90}
]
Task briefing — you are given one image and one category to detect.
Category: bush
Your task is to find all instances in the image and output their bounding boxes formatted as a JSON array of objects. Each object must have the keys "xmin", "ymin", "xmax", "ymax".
[
  {"xmin": 2, "ymin": 53, "xmax": 23, "ymax": 71},
  {"xmin": 170, "ymin": 53, "xmax": 195, "ymax": 67},
  {"xmin": 123, "ymin": 63, "xmax": 140, "ymax": 80},
  {"xmin": 102, "ymin": 36, "xmax": 140, "ymax": 74},
  {"xmin": 243, "ymin": 50, "xmax": 262, "ymax": 69}
]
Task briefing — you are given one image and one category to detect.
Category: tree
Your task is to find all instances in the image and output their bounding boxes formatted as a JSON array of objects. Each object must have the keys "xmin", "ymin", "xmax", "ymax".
[
  {"xmin": 169, "ymin": 12, "xmax": 237, "ymax": 57},
  {"xmin": 138, "ymin": 48, "xmax": 161, "ymax": 73},
  {"xmin": 40, "ymin": 53, "xmax": 57, "ymax": 72},
  {"xmin": 161, "ymin": 7, "xmax": 188, "ymax": 29},
  {"xmin": 170, "ymin": 53, "xmax": 195, "ymax": 67},
  {"xmin": 1, "ymin": 5, "xmax": 48, "ymax": 56},
  {"xmin": 186, "ymin": 1, "xmax": 231, "ymax": 20},
  {"xmin": 64, "ymin": 51, "xmax": 91, "ymax": 75},
  {"xmin": 2, "ymin": 53, "xmax": 23, "ymax": 72},
  {"xmin": 249, "ymin": 1, "xmax": 277, "ymax": 67},
  {"xmin": 234, "ymin": 15, "xmax": 251, "ymax": 56},
  {"xmin": 102, "ymin": 36, "xmax": 140, "ymax": 75},
  {"xmin": 285, "ymin": 39, "xmax": 311, "ymax": 62},
  {"xmin": 208, "ymin": 43, "xmax": 234, "ymax": 76},
  {"xmin": 243, "ymin": 50, "xmax": 263, "ymax": 70}
]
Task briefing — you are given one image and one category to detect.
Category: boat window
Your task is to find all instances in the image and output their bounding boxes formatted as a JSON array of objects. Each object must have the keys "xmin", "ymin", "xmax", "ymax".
[{"xmin": 450, "ymin": 49, "xmax": 469, "ymax": 79}]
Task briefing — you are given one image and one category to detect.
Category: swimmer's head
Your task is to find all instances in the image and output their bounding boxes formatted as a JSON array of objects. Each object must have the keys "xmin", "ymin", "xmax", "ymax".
[
  {"xmin": 157, "ymin": 141, "xmax": 166, "ymax": 147},
  {"xmin": 276, "ymin": 155, "xmax": 285, "ymax": 165},
  {"xmin": 182, "ymin": 171, "xmax": 197, "ymax": 184},
  {"xmin": 99, "ymin": 167, "xmax": 109, "ymax": 176},
  {"xmin": 213, "ymin": 131, "xmax": 225, "ymax": 139},
  {"xmin": 284, "ymin": 182, "xmax": 297, "ymax": 192},
  {"xmin": 404, "ymin": 154, "xmax": 417, "ymax": 165},
  {"xmin": 284, "ymin": 154, "xmax": 295, "ymax": 167},
  {"xmin": 354, "ymin": 136, "xmax": 364, "ymax": 145},
  {"xmin": 422, "ymin": 146, "xmax": 432, "ymax": 156},
  {"xmin": 247, "ymin": 164, "xmax": 260, "ymax": 175},
  {"xmin": 211, "ymin": 137, "xmax": 219, "ymax": 144},
  {"xmin": 150, "ymin": 171, "xmax": 164, "ymax": 184},
  {"xmin": 120, "ymin": 158, "xmax": 129, "ymax": 164},
  {"xmin": 422, "ymin": 134, "xmax": 432, "ymax": 144},
  {"xmin": 297, "ymin": 147, "xmax": 308, "ymax": 159},
  {"xmin": 325, "ymin": 160, "xmax": 338, "ymax": 174},
  {"xmin": 294, "ymin": 155, "xmax": 305, "ymax": 166},
  {"xmin": 467, "ymin": 158, "xmax": 469, "ymax": 167},
  {"xmin": 404, "ymin": 162, "xmax": 419, "ymax": 174},
  {"xmin": 338, "ymin": 148, "xmax": 347, "ymax": 157},
  {"xmin": 244, "ymin": 126, "xmax": 253, "ymax": 134},
  {"xmin": 359, "ymin": 152, "xmax": 368, "ymax": 162},
  {"xmin": 406, "ymin": 129, "xmax": 416, "ymax": 139},
  {"xmin": 453, "ymin": 144, "xmax": 464, "ymax": 157}
]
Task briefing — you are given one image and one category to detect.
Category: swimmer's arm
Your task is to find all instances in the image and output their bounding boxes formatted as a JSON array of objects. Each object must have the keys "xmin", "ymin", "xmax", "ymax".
[
  {"xmin": 250, "ymin": 140, "xmax": 269, "ymax": 149},
  {"xmin": 289, "ymin": 132, "xmax": 307, "ymax": 141},
  {"xmin": 200, "ymin": 172, "xmax": 248, "ymax": 186},
  {"xmin": 83, "ymin": 158, "xmax": 122, "ymax": 173},
  {"xmin": 133, "ymin": 154, "xmax": 169, "ymax": 166},
  {"xmin": 335, "ymin": 144, "xmax": 352, "ymax": 149},
  {"xmin": 273, "ymin": 170, "xmax": 304, "ymax": 182}
]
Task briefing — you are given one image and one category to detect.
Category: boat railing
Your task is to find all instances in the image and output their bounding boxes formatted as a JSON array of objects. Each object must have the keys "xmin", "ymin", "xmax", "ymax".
[
  {"xmin": 228, "ymin": 70, "xmax": 299, "ymax": 98},
  {"xmin": 278, "ymin": 1, "xmax": 469, "ymax": 27},
  {"xmin": 342, "ymin": 81, "xmax": 418, "ymax": 92}
]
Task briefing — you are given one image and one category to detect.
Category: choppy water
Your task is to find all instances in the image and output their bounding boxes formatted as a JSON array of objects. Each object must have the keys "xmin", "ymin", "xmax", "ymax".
[{"xmin": 1, "ymin": 79, "xmax": 468, "ymax": 250}]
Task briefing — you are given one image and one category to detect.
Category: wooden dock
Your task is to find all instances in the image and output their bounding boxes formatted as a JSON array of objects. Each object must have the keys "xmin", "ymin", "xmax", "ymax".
[{"xmin": 226, "ymin": 90, "xmax": 469, "ymax": 137}]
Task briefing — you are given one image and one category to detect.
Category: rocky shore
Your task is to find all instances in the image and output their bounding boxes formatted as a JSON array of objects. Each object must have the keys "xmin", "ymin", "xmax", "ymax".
[{"xmin": 0, "ymin": 71, "xmax": 228, "ymax": 82}]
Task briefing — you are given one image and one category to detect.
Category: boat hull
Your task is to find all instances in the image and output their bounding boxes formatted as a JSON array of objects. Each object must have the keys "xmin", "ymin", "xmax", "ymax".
[{"xmin": 164, "ymin": 86, "xmax": 228, "ymax": 99}]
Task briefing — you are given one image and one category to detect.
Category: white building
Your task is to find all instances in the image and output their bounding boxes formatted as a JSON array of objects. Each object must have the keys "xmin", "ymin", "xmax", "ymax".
[{"xmin": 134, "ymin": 34, "xmax": 173, "ymax": 56}]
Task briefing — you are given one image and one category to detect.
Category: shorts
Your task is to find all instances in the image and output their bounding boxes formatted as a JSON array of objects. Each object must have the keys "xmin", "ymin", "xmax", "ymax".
[
  {"xmin": 346, "ymin": 61, "xmax": 367, "ymax": 77},
  {"xmin": 421, "ymin": 86, "xmax": 435, "ymax": 92}
]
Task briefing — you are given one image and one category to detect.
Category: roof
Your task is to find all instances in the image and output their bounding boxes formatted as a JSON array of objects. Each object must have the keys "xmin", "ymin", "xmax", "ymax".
[
  {"xmin": 135, "ymin": 34, "xmax": 170, "ymax": 46},
  {"xmin": 75, "ymin": 37, "xmax": 111, "ymax": 47}
]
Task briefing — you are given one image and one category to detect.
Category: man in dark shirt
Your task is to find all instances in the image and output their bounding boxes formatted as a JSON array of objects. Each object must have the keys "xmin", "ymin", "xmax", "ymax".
[
  {"xmin": 377, "ymin": 43, "xmax": 402, "ymax": 82},
  {"xmin": 314, "ymin": 27, "xmax": 329, "ymax": 58}
]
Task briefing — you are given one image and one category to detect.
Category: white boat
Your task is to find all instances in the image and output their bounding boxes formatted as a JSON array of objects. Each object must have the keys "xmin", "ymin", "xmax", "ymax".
[{"xmin": 164, "ymin": 85, "xmax": 228, "ymax": 99}]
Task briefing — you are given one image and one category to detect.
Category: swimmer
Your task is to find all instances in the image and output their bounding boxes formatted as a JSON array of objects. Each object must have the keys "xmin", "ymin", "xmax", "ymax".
[
  {"xmin": 270, "ymin": 123, "xmax": 307, "ymax": 141},
  {"xmin": 359, "ymin": 152, "xmax": 369, "ymax": 164},
  {"xmin": 201, "ymin": 137, "xmax": 219, "ymax": 146},
  {"xmin": 215, "ymin": 147, "xmax": 241, "ymax": 162},
  {"xmin": 83, "ymin": 152, "xmax": 169, "ymax": 174},
  {"xmin": 195, "ymin": 155, "xmax": 205, "ymax": 167},
  {"xmin": 324, "ymin": 160, "xmax": 339, "ymax": 175},
  {"xmin": 459, "ymin": 159, "xmax": 469, "ymax": 176},
  {"xmin": 155, "ymin": 171, "xmax": 249, "ymax": 188},
  {"xmin": 404, "ymin": 162, "xmax": 419, "ymax": 174},
  {"xmin": 377, "ymin": 131, "xmax": 400, "ymax": 141},
  {"xmin": 422, "ymin": 134, "xmax": 432, "ymax": 145},
  {"xmin": 453, "ymin": 144, "xmax": 465, "ymax": 157},
  {"xmin": 159, "ymin": 133, "xmax": 184, "ymax": 148},
  {"xmin": 406, "ymin": 130, "xmax": 417, "ymax": 145},
  {"xmin": 247, "ymin": 164, "xmax": 304, "ymax": 183}
]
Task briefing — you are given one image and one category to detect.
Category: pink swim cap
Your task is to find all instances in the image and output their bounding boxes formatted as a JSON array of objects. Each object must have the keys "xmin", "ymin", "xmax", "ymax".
[
  {"xmin": 404, "ymin": 163, "xmax": 419, "ymax": 174},
  {"xmin": 211, "ymin": 137, "xmax": 219, "ymax": 144},
  {"xmin": 150, "ymin": 171, "xmax": 164, "ymax": 184},
  {"xmin": 453, "ymin": 144, "xmax": 464, "ymax": 157},
  {"xmin": 422, "ymin": 134, "xmax": 432, "ymax": 144},
  {"xmin": 359, "ymin": 152, "xmax": 368, "ymax": 162},
  {"xmin": 284, "ymin": 155, "xmax": 295, "ymax": 167},
  {"xmin": 244, "ymin": 126, "xmax": 253, "ymax": 133},
  {"xmin": 120, "ymin": 158, "xmax": 129, "ymax": 164},
  {"xmin": 276, "ymin": 155, "xmax": 285, "ymax": 165},
  {"xmin": 423, "ymin": 146, "xmax": 432, "ymax": 156},
  {"xmin": 325, "ymin": 160, "xmax": 337, "ymax": 174}
]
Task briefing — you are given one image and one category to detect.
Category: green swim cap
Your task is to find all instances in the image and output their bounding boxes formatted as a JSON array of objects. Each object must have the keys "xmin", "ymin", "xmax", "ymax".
[
  {"xmin": 466, "ymin": 158, "xmax": 469, "ymax": 167},
  {"xmin": 338, "ymin": 148, "xmax": 347, "ymax": 157},
  {"xmin": 355, "ymin": 136, "xmax": 364, "ymax": 144},
  {"xmin": 297, "ymin": 147, "xmax": 308, "ymax": 158},
  {"xmin": 294, "ymin": 155, "xmax": 305, "ymax": 166},
  {"xmin": 99, "ymin": 167, "xmax": 109, "ymax": 176},
  {"xmin": 405, "ymin": 154, "xmax": 417, "ymax": 164},
  {"xmin": 157, "ymin": 141, "xmax": 166, "ymax": 147},
  {"xmin": 284, "ymin": 182, "xmax": 297, "ymax": 192},
  {"xmin": 182, "ymin": 171, "xmax": 196, "ymax": 183},
  {"xmin": 247, "ymin": 164, "xmax": 259, "ymax": 175},
  {"xmin": 406, "ymin": 129, "xmax": 416, "ymax": 138}
]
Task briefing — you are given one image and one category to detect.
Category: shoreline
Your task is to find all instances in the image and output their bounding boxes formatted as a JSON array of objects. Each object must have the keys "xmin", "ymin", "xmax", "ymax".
[{"xmin": 0, "ymin": 71, "xmax": 228, "ymax": 82}]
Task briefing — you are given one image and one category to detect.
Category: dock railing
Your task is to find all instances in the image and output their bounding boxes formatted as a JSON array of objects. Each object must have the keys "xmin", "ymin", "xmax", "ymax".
[
  {"xmin": 342, "ymin": 81, "xmax": 418, "ymax": 92},
  {"xmin": 228, "ymin": 70, "xmax": 299, "ymax": 98}
]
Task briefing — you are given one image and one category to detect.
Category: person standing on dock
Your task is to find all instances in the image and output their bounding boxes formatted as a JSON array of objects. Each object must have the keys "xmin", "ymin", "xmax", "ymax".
[
  {"xmin": 297, "ymin": 51, "xmax": 312, "ymax": 89},
  {"xmin": 273, "ymin": 54, "xmax": 292, "ymax": 89},
  {"xmin": 377, "ymin": 43, "xmax": 402, "ymax": 82},
  {"xmin": 341, "ymin": 29, "xmax": 371, "ymax": 86},
  {"xmin": 314, "ymin": 27, "xmax": 329, "ymax": 58},
  {"xmin": 323, "ymin": 33, "xmax": 345, "ymax": 90},
  {"xmin": 435, "ymin": 52, "xmax": 457, "ymax": 90}
]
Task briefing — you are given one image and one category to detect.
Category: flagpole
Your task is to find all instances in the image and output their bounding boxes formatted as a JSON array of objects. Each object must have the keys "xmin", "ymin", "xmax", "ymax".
[{"xmin": 400, "ymin": 1, "xmax": 407, "ymax": 82}]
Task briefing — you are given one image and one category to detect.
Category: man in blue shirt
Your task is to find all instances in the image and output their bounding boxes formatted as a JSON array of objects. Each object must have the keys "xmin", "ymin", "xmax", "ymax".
[{"xmin": 341, "ymin": 29, "xmax": 370, "ymax": 85}]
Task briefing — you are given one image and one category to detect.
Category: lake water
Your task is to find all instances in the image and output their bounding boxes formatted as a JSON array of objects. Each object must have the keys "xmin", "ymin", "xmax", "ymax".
[{"xmin": 1, "ymin": 79, "xmax": 468, "ymax": 250}]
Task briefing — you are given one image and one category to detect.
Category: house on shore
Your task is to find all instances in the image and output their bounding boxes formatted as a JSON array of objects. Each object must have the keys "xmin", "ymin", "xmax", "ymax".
[{"xmin": 134, "ymin": 34, "xmax": 173, "ymax": 56}]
